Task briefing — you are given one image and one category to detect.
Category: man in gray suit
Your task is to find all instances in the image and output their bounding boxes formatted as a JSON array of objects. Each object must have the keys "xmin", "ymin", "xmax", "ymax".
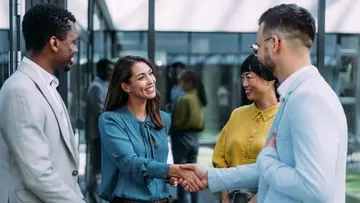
[{"xmin": 0, "ymin": 4, "xmax": 85, "ymax": 203}]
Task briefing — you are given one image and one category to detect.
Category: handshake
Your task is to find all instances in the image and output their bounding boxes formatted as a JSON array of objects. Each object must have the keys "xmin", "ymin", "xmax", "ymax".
[{"xmin": 168, "ymin": 164, "xmax": 208, "ymax": 192}]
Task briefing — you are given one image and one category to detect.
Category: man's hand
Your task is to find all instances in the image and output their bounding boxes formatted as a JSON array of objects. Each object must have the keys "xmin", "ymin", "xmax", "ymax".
[
  {"xmin": 265, "ymin": 130, "xmax": 277, "ymax": 148},
  {"xmin": 221, "ymin": 190, "xmax": 230, "ymax": 203},
  {"xmin": 178, "ymin": 164, "xmax": 208, "ymax": 192},
  {"xmin": 248, "ymin": 193, "xmax": 258, "ymax": 203}
]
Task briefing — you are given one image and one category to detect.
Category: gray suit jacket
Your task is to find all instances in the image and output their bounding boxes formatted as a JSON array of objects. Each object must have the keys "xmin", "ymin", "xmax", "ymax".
[{"xmin": 0, "ymin": 60, "xmax": 85, "ymax": 203}]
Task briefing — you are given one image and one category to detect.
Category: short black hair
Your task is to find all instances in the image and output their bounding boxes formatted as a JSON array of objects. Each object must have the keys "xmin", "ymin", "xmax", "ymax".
[
  {"xmin": 171, "ymin": 62, "xmax": 186, "ymax": 69},
  {"xmin": 22, "ymin": 3, "xmax": 76, "ymax": 52},
  {"xmin": 96, "ymin": 58, "xmax": 113, "ymax": 73},
  {"xmin": 240, "ymin": 54, "xmax": 275, "ymax": 81},
  {"xmin": 259, "ymin": 4, "xmax": 316, "ymax": 48}
]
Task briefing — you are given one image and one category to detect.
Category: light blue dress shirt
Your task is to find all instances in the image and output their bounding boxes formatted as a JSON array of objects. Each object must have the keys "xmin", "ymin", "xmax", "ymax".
[{"xmin": 207, "ymin": 66, "xmax": 348, "ymax": 203}]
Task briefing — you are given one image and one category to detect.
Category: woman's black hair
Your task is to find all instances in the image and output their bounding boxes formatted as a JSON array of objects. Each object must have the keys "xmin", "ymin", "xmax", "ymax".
[
  {"xmin": 240, "ymin": 54, "xmax": 275, "ymax": 81},
  {"xmin": 179, "ymin": 70, "xmax": 207, "ymax": 106}
]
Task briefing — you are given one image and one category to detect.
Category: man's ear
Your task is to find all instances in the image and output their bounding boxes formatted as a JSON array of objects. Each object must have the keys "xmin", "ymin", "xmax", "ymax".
[
  {"xmin": 121, "ymin": 82, "xmax": 131, "ymax": 93},
  {"xmin": 49, "ymin": 36, "xmax": 59, "ymax": 52},
  {"xmin": 271, "ymin": 35, "xmax": 281, "ymax": 54}
]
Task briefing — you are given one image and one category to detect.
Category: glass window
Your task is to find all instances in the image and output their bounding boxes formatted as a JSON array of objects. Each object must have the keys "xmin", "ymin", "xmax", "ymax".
[
  {"xmin": 94, "ymin": 31, "xmax": 104, "ymax": 61},
  {"xmin": 117, "ymin": 31, "xmax": 148, "ymax": 57},
  {"xmin": 104, "ymin": 31, "xmax": 112, "ymax": 58},
  {"xmin": 0, "ymin": 0, "xmax": 9, "ymax": 88},
  {"xmin": 334, "ymin": 34, "xmax": 360, "ymax": 201},
  {"xmin": 67, "ymin": 0, "xmax": 88, "ymax": 29},
  {"xmin": 241, "ymin": 33, "xmax": 256, "ymax": 53},
  {"xmin": 156, "ymin": 32, "xmax": 188, "ymax": 53},
  {"xmin": 0, "ymin": 0, "xmax": 9, "ymax": 29},
  {"xmin": 106, "ymin": 0, "xmax": 148, "ymax": 31},
  {"xmin": 93, "ymin": 10, "xmax": 101, "ymax": 31}
]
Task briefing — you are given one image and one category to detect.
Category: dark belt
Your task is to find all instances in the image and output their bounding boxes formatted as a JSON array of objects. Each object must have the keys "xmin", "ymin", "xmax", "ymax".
[{"xmin": 111, "ymin": 197, "xmax": 171, "ymax": 203}]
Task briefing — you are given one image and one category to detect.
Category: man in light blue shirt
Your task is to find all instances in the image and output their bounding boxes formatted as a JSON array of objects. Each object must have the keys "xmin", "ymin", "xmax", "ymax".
[{"xmin": 178, "ymin": 4, "xmax": 348, "ymax": 203}]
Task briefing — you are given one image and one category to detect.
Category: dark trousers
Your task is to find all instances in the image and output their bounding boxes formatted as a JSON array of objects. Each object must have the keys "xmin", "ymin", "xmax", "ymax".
[
  {"xmin": 171, "ymin": 132, "xmax": 199, "ymax": 203},
  {"xmin": 87, "ymin": 138, "xmax": 102, "ymax": 203}
]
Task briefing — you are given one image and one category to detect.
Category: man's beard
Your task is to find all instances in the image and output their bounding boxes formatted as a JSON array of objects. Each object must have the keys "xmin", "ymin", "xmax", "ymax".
[{"xmin": 262, "ymin": 47, "xmax": 276, "ymax": 73}]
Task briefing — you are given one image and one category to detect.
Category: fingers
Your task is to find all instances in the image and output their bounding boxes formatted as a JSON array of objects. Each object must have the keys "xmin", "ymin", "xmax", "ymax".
[
  {"xmin": 169, "ymin": 177, "xmax": 179, "ymax": 187},
  {"xmin": 180, "ymin": 169, "xmax": 206, "ymax": 192},
  {"xmin": 272, "ymin": 129, "xmax": 277, "ymax": 137},
  {"xmin": 185, "ymin": 173, "xmax": 200, "ymax": 191},
  {"xmin": 178, "ymin": 178, "xmax": 184, "ymax": 184}
]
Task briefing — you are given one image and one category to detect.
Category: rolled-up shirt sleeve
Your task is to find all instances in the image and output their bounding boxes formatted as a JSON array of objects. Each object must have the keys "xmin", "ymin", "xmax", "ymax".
[{"xmin": 99, "ymin": 112, "xmax": 170, "ymax": 184}]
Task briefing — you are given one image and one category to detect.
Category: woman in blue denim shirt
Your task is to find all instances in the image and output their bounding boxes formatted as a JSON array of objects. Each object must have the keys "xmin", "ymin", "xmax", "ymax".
[{"xmin": 98, "ymin": 56, "xmax": 206, "ymax": 203}]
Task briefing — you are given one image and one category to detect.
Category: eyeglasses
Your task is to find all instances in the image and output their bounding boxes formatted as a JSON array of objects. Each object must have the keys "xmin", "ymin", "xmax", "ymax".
[
  {"xmin": 250, "ymin": 44, "xmax": 259, "ymax": 56},
  {"xmin": 250, "ymin": 36, "xmax": 272, "ymax": 56}
]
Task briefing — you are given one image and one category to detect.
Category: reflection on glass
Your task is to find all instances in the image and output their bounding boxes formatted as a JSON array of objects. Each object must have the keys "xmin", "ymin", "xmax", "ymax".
[{"xmin": 339, "ymin": 55, "xmax": 357, "ymax": 97}]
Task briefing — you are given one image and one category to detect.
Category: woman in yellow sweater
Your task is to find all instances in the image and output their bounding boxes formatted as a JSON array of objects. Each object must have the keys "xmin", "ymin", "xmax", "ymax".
[{"xmin": 212, "ymin": 54, "xmax": 279, "ymax": 203}]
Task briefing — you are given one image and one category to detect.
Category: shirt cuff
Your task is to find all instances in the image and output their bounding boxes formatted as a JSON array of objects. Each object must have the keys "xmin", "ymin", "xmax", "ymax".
[
  {"xmin": 148, "ymin": 161, "xmax": 170, "ymax": 179},
  {"xmin": 259, "ymin": 146, "xmax": 277, "ymax": 158},
  {"xmin": 207, "ymin": 168, "xmax": 223, "ymax": 192}
]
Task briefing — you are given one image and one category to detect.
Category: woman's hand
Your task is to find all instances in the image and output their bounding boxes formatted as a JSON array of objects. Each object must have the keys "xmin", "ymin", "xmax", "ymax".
[{"xmin": 169, "ymin": 177, "xmax": 182, "ymax": 187}]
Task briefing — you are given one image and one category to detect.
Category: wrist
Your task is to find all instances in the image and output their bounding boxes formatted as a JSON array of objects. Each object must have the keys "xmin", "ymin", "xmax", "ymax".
[{"xmin": 168, "ymin": 164, "xmax": 180, "ymax": 177}]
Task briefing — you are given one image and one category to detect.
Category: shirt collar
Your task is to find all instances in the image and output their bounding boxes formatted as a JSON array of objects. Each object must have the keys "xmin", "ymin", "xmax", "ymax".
[
  {"xmin": 250, "ymin": 102, "xmax": 280, "ymax": 122},
  {"xmin": 22, "ymin": 57, "xmax": 59, "ymax": 88},
  {"xmin": 277, "ymin": 65, "xmax": 313, "ymax": 99}
]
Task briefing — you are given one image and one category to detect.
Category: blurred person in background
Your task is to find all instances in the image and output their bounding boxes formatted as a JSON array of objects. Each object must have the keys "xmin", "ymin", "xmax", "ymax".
[
  {"xmin": 216, "ymin": 81, "xmax": 230, "ymax": 130},
  {"xmin": 98, "ymin": 56, "xmax": 205, "ymax": 203},
  {"xmin": 166, "ymin": 62, "xmax": 187, "ymax": 112},
  {"xmin": 86, "ymin": 58, "xmax": 114, "ymax": 203},
  {"xmin": 212, "ymin": 54, "xmax": 279, "ymax": 203},
  {"xmin": 171, "ymin": 70, "xmax": 207, "ymax": 203}
]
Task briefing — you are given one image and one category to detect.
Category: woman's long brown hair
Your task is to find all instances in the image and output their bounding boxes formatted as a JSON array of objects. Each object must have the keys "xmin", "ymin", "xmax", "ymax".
[{"xmin": 103, "ymin": 55, "xmax": 164, "ymax": 129}]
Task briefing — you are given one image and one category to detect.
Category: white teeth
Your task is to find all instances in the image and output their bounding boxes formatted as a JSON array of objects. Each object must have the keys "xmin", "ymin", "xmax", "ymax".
[{"xmin": 146, "ymin": 86, "xmax": 154, "ymax": 91}]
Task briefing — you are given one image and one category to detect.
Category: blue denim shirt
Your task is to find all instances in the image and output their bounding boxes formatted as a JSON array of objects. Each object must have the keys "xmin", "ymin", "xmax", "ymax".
[{"xmin": 98, "ymin": 107, "xmax": 171, "ymax": 201}]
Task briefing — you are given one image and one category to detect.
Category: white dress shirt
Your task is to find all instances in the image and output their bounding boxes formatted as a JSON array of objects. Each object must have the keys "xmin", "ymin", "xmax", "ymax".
[{"xmin": 22, "ymin": 57, "xmax": 69, "ymax": 137}]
